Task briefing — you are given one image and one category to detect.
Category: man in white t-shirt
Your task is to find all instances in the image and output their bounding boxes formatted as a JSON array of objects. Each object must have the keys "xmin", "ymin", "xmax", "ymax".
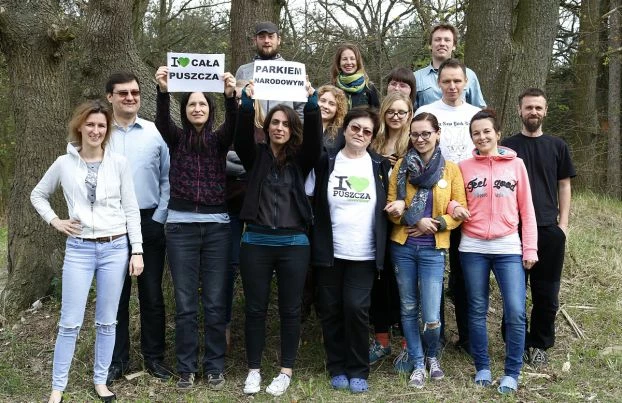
[{"xmin": 414, "ymin": 58, "xmax": 481, "ymax": 354}]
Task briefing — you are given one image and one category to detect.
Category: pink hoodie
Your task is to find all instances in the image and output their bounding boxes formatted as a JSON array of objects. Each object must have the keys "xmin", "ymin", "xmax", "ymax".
[{"xmin": 458, "ymin": 146, "xmax": 538, "ymax": 261}]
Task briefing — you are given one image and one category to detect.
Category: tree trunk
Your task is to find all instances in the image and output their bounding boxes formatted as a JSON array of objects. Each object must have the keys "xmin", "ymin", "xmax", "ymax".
[
  {"xmin": 464, "ymin": 0, "xmax": 559, "ymax": 136},
  {"xmin": 0, "ymin": 1, "xmax": 72, "ymax": 320},
  {"xmin": 77, "ymin": 0, "xmax": 158, "ymax": 119},
  {"xmin": 571, "ymin": 0, "xmax": 604, "ymax": 191},
  {"xmin": 230, "ymin": 0, "xmax": 283, "ymax": 72},
  {"xmin": 607, "ymin": 0, "xmax": 621, "ymax": 198}
]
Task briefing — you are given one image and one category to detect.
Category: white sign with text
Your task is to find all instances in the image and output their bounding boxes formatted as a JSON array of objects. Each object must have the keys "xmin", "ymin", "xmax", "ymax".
[
  {"xmin": 167, "ymin": 52, "xmax": 225, "ymax": 92},
  {"xmin": 252, "ymin": 60, "xmax": 307, "ymax": 102}
]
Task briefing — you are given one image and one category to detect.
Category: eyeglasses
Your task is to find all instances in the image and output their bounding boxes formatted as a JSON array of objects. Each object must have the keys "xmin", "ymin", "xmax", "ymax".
[
  {"xmin": 113, "ymin": 90, "xmax": 141, "ymax": 98},
  {"xmin": 410, "ymin": 131, "xmax": 434, "ymax": 140},
  {"xmin": 385, "ymin": 109, "xmax": 409, "ymax": 118},
  {"xmin": 349, "ymin": 123, "xmax": 373, "ymax": 137},
  {"xmin": 388, "ymin": 81, "xmax": 410, "ymax": 89}
]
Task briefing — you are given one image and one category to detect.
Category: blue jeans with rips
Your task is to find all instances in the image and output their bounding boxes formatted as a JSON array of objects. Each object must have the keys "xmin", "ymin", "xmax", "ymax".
[
  {"xmin": 52, "ymin": 235, "xmax": 129, "ymax": 391},
  {"xmin": 391, "ymin": 242, "xmax": 445, "ymax": 369},
  {"xmin": 461, "ymin": 252, "xmax": 526, "ymax": 380}
]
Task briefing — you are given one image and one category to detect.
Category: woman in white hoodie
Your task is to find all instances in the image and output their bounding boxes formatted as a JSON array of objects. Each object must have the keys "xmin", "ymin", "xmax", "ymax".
[{"xmin": 31, "ymin": 100, "xmax": 144, "ymax": 403}]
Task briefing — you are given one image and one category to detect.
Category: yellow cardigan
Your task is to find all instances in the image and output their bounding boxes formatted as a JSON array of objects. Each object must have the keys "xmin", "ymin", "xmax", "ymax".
[{"xmin": 387, "ymin": 158, "xmax": 467, "ymax": 248}]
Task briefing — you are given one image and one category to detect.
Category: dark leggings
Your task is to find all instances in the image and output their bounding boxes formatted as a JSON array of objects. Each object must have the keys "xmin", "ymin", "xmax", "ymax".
[{"xmin": 239, "ymin": 242, "xmax": 310, "ymax": 369}]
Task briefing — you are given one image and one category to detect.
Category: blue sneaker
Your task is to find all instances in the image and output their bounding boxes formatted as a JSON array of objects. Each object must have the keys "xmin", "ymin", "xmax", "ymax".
[
  {"xmin": 369, "ymin": 340, "xmax": 391, "ymax": 364},
  {"xmin": 331, "ymin": 374, "xmax": 349, "ymax": 390},
  {"xmin": 393, "ymin": 348, "xmax": 415, "ymax": 374},
  {"xmin": 349, "ymin": 377, "xmax": 368, "ymax": 393}
]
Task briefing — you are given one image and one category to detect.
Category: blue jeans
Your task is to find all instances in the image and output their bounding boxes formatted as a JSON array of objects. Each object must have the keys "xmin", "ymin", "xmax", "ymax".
[
  {"xmin": 52, "ymin": 236, "xmax": 128, "ymax": 391},
  {"xmin": 461, "ymin": 252, "xmax": 526, "ymax": 379},
  {"xmin": 391, "ymin": 242, "xmax": 445, "ymax": 368},
  {"xmin": 166, "ymin": 222, "xmax": 230, "ymax": 374}
]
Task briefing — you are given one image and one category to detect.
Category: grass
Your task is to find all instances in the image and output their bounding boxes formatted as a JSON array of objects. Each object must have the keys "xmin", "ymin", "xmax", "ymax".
[{"xmin": 1, "ymin": 191, "xmax": 622, "ymax": 402}]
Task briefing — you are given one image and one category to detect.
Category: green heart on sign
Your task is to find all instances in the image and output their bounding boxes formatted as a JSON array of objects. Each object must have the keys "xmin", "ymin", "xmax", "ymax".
[
  {"xmin": 347, "ymin": 176, "xmax": 369, "ymax": 192},
  {"xmin": 178, "ymin": 57, "xmax": 190, "ymax": 67}
]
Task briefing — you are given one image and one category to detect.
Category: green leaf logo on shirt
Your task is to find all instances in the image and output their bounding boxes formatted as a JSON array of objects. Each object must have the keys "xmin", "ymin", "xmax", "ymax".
[{"xmin": 347, "ymin": 176, "xmax": 370, "ymax": 192}]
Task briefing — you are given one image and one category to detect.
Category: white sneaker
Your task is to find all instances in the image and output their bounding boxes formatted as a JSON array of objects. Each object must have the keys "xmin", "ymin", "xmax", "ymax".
[
  {"xmin": 266, "ymin": 373, "xmax": 291, "ymax": 396},
  {"xmin": 243, "ymin": 370, "xmax": 261, "ymax": 394}
]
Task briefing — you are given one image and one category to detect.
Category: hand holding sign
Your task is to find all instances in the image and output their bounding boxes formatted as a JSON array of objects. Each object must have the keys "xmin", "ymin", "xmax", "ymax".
[
  {"xmin": 155, "ymin": 66, "xmax": 169, "ymax": 92},
  {"xmin": 223, "ymin": 72, "xmax": 236, "ymax": 98}
]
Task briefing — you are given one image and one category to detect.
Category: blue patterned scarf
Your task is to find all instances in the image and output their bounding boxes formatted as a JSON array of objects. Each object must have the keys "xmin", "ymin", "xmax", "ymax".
[{"xmin": 396, "ymin": 146, "xmax": 444, "ymax": 226}]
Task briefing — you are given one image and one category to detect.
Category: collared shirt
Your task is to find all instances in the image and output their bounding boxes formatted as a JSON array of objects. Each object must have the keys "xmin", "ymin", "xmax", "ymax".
[
  {"xmin": 414, "ymin": 64, "xmax": 487, "ymax": 108},
  {"xmin": 108, "ymin": 116, "xmax": 170, "ymax": 223}
]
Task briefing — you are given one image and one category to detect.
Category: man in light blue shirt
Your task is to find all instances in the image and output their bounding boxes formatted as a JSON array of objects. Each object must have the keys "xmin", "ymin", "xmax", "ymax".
[
  {"xmin": 104, "ymin": 72, "xmax": 172, "ymax": 385},
  {"xmin": 414, "ymin": 23, "xmax": 486, "ymax": 108}
]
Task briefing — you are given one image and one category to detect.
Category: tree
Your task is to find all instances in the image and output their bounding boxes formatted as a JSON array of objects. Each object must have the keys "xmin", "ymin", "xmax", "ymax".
[
  {"xmin": 230, "ymin": 0, "xmax": 283, "ymax": 72},
  {"xmin": 0, "ymin": 0, "xmax": 72, "ymax": 320},
  {"xmin": 0, "ymin": 0, "xmax": 160, "ymax": 320},
  {"xmin": 606, "ymin": 1, "xmax": 621, "ymax": 198},
  {"xmin": 571, "ymin": 0, "xmax": 604, "ymax": 191},
  {"xmin": 464, "ymin": 0, "xmax": 559, "ymax": 136}
]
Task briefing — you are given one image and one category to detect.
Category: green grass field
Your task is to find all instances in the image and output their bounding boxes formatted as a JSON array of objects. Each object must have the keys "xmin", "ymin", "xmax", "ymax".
[{"xmin": 1, "ymin": 191, "xmax": 621, "ymax": 402}]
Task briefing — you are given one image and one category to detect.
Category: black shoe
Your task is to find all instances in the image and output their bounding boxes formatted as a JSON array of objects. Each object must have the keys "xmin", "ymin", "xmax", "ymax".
[
  {"xmin": 106, "ymin": 364, "xmax": 125, "ymax": 386},
  {"xmin": 94, "ymin": 388, "xmax": 117, "ymax": 402},
  {"xmin": 145, "ymin": 360, "xmax": 173, "ymax": 381}
]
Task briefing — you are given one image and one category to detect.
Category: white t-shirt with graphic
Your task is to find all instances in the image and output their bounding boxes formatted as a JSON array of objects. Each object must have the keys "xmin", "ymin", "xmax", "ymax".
[
  {"xmin": 328, "ymin": 151, "xmax": 377, "ymax": 260},
  {"xmin": 415, "ymin": 100, "xmax": 481, "ymax": 163}
]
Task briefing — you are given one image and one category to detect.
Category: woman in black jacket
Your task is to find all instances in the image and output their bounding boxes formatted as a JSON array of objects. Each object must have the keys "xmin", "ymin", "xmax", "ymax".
[
  {"xmin": 308, "ymin": 106, "xmax": 390, "ymax": 394},
  {"xmin": 234, "ymin": 80, "xmax": 321, "ymax": 397}
]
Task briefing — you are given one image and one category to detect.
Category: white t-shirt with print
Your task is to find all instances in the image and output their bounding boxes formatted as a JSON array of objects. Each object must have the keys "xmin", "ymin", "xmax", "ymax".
[
  {"xmin": 328, "ymin": 151, "xmax": 377, "ymax": 260},
  {"xmin": 415, "ymin": 100, "xmax": 481, "ymax": 163}
]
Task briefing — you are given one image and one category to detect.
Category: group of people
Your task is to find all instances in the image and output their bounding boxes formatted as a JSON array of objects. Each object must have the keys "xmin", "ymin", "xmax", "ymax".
[{"xmin": 31, "ymin": 20, "xmax": 575, "ymax": 403}]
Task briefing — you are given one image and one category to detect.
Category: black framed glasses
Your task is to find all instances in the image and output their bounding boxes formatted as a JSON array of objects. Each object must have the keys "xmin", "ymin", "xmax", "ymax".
[
  {"xmin": 409, "ymin": 131, "xmax": 434, "ymax": 140},
  {"xmin": 385, "ymin": 109, "xmax": 409, "ymax": 118}
]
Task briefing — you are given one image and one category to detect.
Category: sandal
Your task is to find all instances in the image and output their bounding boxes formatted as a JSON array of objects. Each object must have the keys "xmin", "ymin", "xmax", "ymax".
[
  {"xmin": 497, "ymin": 375, "xmax": 518, "ymax": 394},
  {"xmin": 349, "ymin": 377, "xmax": 368, "ymax": 393},
  {"xmin": 474, "ymin": 369, "xmax": 492, "ymax": 387},
  {"xmin": 331, "ymin": 374, "xmax": 349, "ymax": 390}
]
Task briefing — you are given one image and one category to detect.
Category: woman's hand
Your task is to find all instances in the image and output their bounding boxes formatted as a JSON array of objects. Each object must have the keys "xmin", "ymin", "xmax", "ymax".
[
  {"xmin": 523, "ymin": 259, "xmax": 537, "ymax": 270},
  {"xmin": 305, "ymin": 75, "xmax": 315, "ymax": 97},
  {"xmin": 243, "ymin": 81, "xmax": 255, "ymax": 99},
  {"xmin": 406, "ymin": 226, "xmax": 423, "ymax": 237},
  {"xmin": 129, "ymin": 254, "xmax": 144, "ymax": 276},
  {"xmin": 415, "ymin": 217, "xmax": 440, "ymax": 234},
  {"xmin": 222, "ymin": 72, "xmax": 236, "ymax": 98},
  {"xmin": 50, "ymin": 218, "xmax": 82, "ymax": 236},
  {"xmin": 384, "ymin": 200, "xmax": 406, "ymax": 217},
  {"xmin": 452, "ymin": 206, "xmax": 471, "ymax": 221},
  {"xmin": 386, "ymin": 154, "xmax": 398, "ymax": 166},
  {"xmin": 155, "ymin": 66, "xmax": 168, "ymax": 92}
]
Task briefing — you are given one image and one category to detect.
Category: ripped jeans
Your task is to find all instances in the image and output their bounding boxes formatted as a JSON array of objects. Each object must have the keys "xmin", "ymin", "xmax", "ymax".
[
  {"xmin": 52, "ymin": 236, "xmax": 129, "ymax": 391},
  {"xmin": 391, "ymin": 242, "xmax": 445, "ymax": 369}
]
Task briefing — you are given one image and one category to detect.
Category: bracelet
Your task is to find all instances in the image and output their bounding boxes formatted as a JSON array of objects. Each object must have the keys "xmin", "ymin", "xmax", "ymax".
[{"xmin": 132, "ymin": 252, "xmax": 143, "ymax": 256}]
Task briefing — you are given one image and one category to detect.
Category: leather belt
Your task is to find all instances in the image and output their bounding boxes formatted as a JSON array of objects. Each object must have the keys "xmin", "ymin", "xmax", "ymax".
[{"xmin": 79, "ymin": 234, "xmax": 126, "ymax": 243}]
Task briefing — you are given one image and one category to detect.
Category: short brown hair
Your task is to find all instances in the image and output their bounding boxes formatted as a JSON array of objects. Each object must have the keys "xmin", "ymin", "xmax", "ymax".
[
  {"xmin": 68, "ymin": 99, "xmax": 113, "ymax": 147},
  {"xmin": 429, "ymin": 23, "xmax": 459, "ymax": 46},
  {"xmin": 518, "ymin": 87, "xmax": 547, "ymax": 106}
]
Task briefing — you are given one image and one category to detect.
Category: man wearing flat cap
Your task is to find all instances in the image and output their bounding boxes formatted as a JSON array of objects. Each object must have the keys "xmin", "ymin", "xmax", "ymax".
[{"xmin": 234, "ymin": 21, "xmax": 305, "ymax": 119}]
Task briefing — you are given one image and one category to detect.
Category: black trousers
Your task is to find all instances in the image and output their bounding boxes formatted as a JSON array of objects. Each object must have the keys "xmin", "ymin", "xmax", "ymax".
[
  {"xmin": 527, "ymin": 225, "xmax": 566, "ymax": 349},
  {"xmin": 316, "ymin": 259, "xmax": 376, "ymax": 379},
  {"xmin": 442, "ymin": 228, "xmax": 469, "ymax": 345},
  {"xmin": 369, "ymin": 253, "xmax": 401, "ymax": 334},
  {"xmin": 111, "ymin": 209, "xmax": 167, "ymax": 367},
  {"xmin": 239, "ymin": 242, "xmax": 309, "ymax": 369}
]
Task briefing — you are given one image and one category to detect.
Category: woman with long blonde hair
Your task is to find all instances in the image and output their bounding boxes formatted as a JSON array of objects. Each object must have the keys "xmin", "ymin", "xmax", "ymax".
[
  {"xmin": 371, "ymin": 92, "xmax": 413, "ymax": 166},
  {"xmin": 317, "ymin": 85, "xmax": 348, "ymax": 151}
]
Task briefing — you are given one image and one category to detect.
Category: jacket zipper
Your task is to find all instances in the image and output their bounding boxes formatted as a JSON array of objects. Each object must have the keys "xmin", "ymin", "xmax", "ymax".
[
  {"xmin": 272, "ymin": 168, "xmax": 278, "ymax": 229},
  {"xmin": 486, "ymin": 158, "xmax": 493, "ymax": 239},
  {"xmin": 195, "ymin": 154, "xmax": 200, "ymax": 212}
]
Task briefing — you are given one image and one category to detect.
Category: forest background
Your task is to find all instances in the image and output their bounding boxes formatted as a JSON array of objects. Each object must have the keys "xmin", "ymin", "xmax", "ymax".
[{"xmin": 0, "ymin": 0, "xmax": 621, "ymax": 401}]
